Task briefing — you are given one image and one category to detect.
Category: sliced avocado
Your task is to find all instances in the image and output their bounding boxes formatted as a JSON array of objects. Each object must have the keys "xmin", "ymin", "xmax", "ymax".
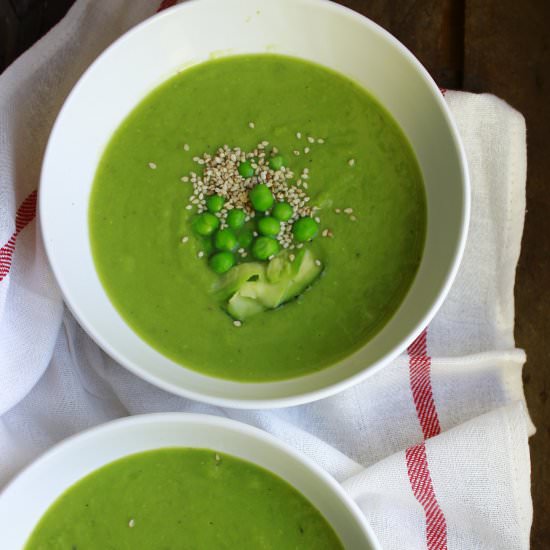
[
  {"xmin": 211, "ymin": 262, "xmax": 266, "ymax": 301},
  {"xmin": 227, "ymin": 294, "xmax": 266, "ymax": 320},
  {"xmin": 216, "ymin": 249, "xmax": 323, "ymax": 321},
  {"xmin": 266, "ymin": 251, "xmax": 295, "ymax": 283},
  {"xmin": 279, "ymin": 248, "xmax": 322, "ymax": 303}
]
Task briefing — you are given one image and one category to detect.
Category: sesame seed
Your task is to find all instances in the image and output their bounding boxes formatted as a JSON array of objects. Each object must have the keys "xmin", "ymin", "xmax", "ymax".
[
  {"xmin": 335, "ymin": 208, "xmax": 341, "ymax": 214},
  {"xmin": 183, "ymin": 144, "xmax": 190, "ymax": 151},
  {"xmin": 215, "ymin": 453, "xmax": 221, "ymax": 461},
  {"xmin": 148, "ymin": 162, "xmax": 157, "ymax": 169},
  {"xmin": 289, "ymin": 254, "xmax": 295, "ymax": 262},
  {"xmin": 198, "ymin": 251, "xmax": 204, "ymax": 258},
  {"xmin": 307, "ymin": 136, "xmax": 315, "ymax": 144},
  {"xmin": 249, "ymin": 121, "xmax": 255, "ymax": 128},
  {"xmin": 296, "ymin": 132, "xmax": 302, "ymax": 139},
  {"xmin": 179, "ymin": 140, "xmax": 318, "ymax": 252},
  {"xmin": 293, "ymin": 150, "xmax": 300, "ymax": 156},
  {"xmin": 344, "ymin": 208, "xmax": 354, "ymax": 214},
  {"xmin": 181, "ymin": 236, "xmax": 189, "ymax": 243},
  {"xmin": 322, "ymin": 229, "xmax": 329, "ymax": 237},
  {"xmin": 181, "ymin": 176, "xmax": 189, "ymax": 182},
  {"xmin": 350, "ymin": 215, "xmax": 357, "ymax": 221},
  {"xmin": 314, "ymin": 216, "xmax": 321, "ymax": 223},
  {"xmin": 233, "ymin": 320, "xmax": 242, "ymax": 327},
  {"xmin": 315, "ymin": 259, "xmax": 322, "ymax": 267},
  {"xmin": 185, "ymin": 204, "xmax": 193, "ymax": 210},
  {"xmin": 317, "ymin": 138, "xmax": 325, "ymax": 144},
  {"xmin": 304, "ymin": 147, "xmax": 310, "ymax": 154},
  {"xmin": 348, "ymin": 158, "xmax": 356, "ymax": 167},
  {"xmin": 129, "ymin": 519, "xmax": 135, "ymax": 528}
]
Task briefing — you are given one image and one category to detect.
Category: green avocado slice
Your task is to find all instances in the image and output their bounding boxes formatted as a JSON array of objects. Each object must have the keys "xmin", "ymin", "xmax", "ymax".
[{"xmin": 217, "ymin": 249, "xmax": 323, "ymax": 321}]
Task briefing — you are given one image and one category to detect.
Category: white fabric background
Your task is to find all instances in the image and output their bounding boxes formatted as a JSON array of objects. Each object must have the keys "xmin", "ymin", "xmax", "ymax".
[{"xmin": 0, "ymin": 1, "xmax": 534, "ymax": 548}]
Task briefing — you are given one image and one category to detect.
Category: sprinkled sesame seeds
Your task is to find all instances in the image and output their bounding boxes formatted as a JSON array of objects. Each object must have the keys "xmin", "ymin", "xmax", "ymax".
[
  {"xmin": 334, "ymin": 208, "xmax": 341, "ymax": 214},
  {"xmin": 198, "ymin": 251, "xmax": 204, "ymax": 258},
  {"xmin": 307, "ymin": 136, "xmax": 315, "ymax": 144},
  {"xmin": 293, "ymin": 150, "xmax": 300, "ymax": 156},
  {"xmin": 129, "ymin": 519, "xmax": 135, "ymax": 528},
  {"xmin": 181, "ymin": 176, "xmax": 189, "ymax": 182},
  {"xmin": 148, "ymin": 162, "xmax": 157, "ymax": 169},
  {"xmin": 289, "ymin": 254, "xmax": 295, "ymax": 262},
  {"xmin": 183, "ymin": 144, "xmax": 190, "ymax": 151},
  {"xmin": 180, "ymin": 139, "xmax": 323, "ymax": 262},
  {"xmin": 348, "ymin": 158, "xmax": 356, "ymax": 167},
  {"xmin": 233, "ymin": 320, "xmax": 242, "ymax": 327},
  {"xmin": 350, "ymin": 215, "xmax": 357, "ymax": 221},
  {"xmin": 344, "ymin": 207, "xmax": 353, "ymax": 214},
  {"xmin": 315, "ymin": 259, "xmax": 322, "ymax": 267},
  {"xmin": 296, "ymin": 132, "xmax": 302, "ymax": 139},
  {"xmin": 304, "ymin": 147, "xmax": 310, "ymax": 154},
  {"xmin": 322, "ymin": 229, "xmax": 329, "ymax": 237},
  {"xmin": 181, "ymin": 236, "xmax": 189, "ymax": 243},
  {"xmin": 248, "ymin": 121, "xmax": 255, "ymax": 128},
  {"xmin": 317, "ymin": 138, "xmax": 325, "ymax": 144}
]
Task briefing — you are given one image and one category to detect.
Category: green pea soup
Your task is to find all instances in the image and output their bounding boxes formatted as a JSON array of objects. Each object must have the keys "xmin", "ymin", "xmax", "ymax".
[
  {"xmin": 25, "ymin": 448, "xmax": 343, "ymax": 549},
  {"xmin": 89, "ymin": 54, "xmax": 426, "ymax": 381}
]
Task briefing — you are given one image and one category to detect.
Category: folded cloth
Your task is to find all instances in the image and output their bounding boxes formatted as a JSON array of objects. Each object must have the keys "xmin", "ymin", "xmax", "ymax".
[{"xmin": 0, "ymin": 1, "xmax": 533, "ymax": 548}]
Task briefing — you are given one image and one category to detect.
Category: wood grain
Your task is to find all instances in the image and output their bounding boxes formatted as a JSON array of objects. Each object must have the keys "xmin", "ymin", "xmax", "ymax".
[
  {"xmin": 1, "ymin": 0, "xmax": 549, "ymax": 547},
  {"xmin": 463, "ymin": 1, "xmax": 550, "ymax": 546}
]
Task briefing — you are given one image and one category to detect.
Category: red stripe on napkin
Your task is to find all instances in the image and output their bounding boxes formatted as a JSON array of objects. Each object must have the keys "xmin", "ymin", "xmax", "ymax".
[
  {"xmin": 406, "ymin": 329, "xmax": 448, "ymax": 549},
  {"xmin": 406, "ymin": 443, "xmax": 448, "ymax": 550},
  {"xmin": 408, "ymin": 329, "xmax": 442, "ymax": 439},
  {"xmin": 158, "ymin": 0, "xmax": 177, "ymax": 11},
  {"xmin": 0, "ymin": 190, "xmax": 37, "ymax": 282}
]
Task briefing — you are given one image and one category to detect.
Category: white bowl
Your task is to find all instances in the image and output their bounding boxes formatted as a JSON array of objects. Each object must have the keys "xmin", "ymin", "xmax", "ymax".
[
  {"xmin": 40, "ymin": 0, "xmax": 469, "ymax": 408},
  {"xmin": 0, "ymin": 413, "xmax": 380, "ymax": 549}
]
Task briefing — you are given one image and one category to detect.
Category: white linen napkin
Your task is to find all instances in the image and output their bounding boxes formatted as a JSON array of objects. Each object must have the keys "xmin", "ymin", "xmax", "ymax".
[{"xmin": 0, "ymin": 1, "xmax": 533, "ymax": 549}]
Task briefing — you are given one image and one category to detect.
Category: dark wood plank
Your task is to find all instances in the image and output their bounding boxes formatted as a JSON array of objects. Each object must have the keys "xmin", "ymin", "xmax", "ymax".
[
  {"xmin": 463, "ymin": 1, "xmax": 550, "ymax": 547},
  {"xmin": 338, "ymin": 0, "xmax": 464, "ymax": 88},
  {"xmin": 0, "ymin": 0, "xmax": 73, "ymax": 72},
  {"xmin": 2, "ymin": 0, "xmax": 548, "ymax": 546}
]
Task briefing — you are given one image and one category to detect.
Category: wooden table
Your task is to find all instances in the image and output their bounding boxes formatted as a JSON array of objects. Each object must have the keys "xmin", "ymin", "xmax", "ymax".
[{"xmin": 1, "ymin": 0, "xmax": 548, "ymax": 546}]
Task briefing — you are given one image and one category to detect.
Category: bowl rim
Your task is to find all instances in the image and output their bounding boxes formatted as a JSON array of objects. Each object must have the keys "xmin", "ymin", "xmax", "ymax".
[
  {"xmin": 39, "ymin": 0, "xmax": 470, "ymax": 409},
  {"xmin": 0, "ymin": 412, "xmax": 382, "ymax": 549}
]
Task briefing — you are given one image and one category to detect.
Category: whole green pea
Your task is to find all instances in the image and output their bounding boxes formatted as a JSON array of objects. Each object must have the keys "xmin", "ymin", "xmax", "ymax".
[
  {"xmin": 192, "ymin": 212, "xmax": 219, "ymax": 236},
  {"xmin": 292, "ymin": 217, "xmax": 319, "ymax": 242},
  {"xmin": 268, "ymin": 155, "xmax": 284, "ymax": 170},
  {"xmin": 252, "ymin": 236, "xmax": 280, "ymax": 261},
  {"xmin": 249, "ymin": 184, "xmax": 274, "ymax": 212},
  {"xmin": 227, "ymin": 208, "xmax": 246, "ymax": 229},
  {"xmin": 209, "ymin": 251, "xmax": 235, "ymax": 274},
  {"xmin": 214, "ymin": 228, "xmax": 238, "ymax": 251},
  {"xmin": 201, "ymin": 236, "xmax": 214, "ymax": 256},
  {"xmin": 238, "ymin": 161, "xmax": 255, "ymax": 178},
  {"xmin": 257, "ymin": 216, "xmax": 281, "ymax": 236},
  {"xmin": 237, "ymin": 228, "xmax": 254, "ymax": 249},
  {"xmin": 272, "ymin": 201, "xmax": 293, "ymax": 222},
  {"xmin": 206, "ymin": 194, "xmax": 225, "ymax": 213}
]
